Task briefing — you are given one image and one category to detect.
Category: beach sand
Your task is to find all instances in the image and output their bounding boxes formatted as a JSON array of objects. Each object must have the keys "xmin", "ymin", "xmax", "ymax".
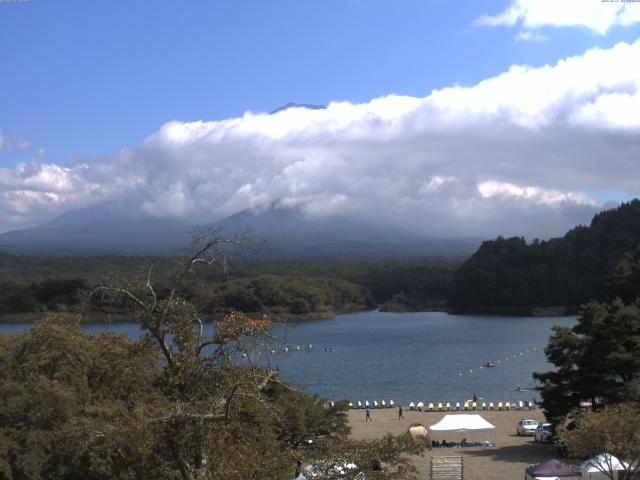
[{"xmin": 348, "ymin": 407, "xmax": 567, "ymax": 479}]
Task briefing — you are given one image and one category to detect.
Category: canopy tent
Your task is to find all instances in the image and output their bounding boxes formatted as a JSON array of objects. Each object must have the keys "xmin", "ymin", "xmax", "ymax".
[
  {"xmin": 525, "ymin": 459, "xmax": 581, "ymax": 480},
  {"xmin": 428, "ymin": 414, "xmax": 496, "ymax": 446},
  {"xmin": 429, "ymin": 414, "xmax": 496, "ymax": 433},
  {"xmin": 581, "ymin": 454, "xmax": 628, "ymax": 480}
]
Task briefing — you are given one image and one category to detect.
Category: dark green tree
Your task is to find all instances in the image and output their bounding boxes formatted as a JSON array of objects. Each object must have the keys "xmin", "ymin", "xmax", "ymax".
[
  {"xmin": 610, "ymin": 245, "xmax": 640, "ymax": 304},
  {"xmin": 448, "ymin": 200, "xmax": 640, "ymax": 312},
  {"xmin": 534, "ymin": 299, "xmax": 640, "ymax": 424}
]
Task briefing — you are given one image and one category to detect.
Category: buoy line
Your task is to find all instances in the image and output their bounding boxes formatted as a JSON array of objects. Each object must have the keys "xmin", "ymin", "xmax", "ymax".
[{"xmin": 456, "ymin": 345, "xmax": 543, "ymax": 378}]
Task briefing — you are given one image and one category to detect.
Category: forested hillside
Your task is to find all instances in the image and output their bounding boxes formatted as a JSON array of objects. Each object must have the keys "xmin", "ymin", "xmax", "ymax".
[
  {"xmin": 0, "ymin": 255, "xmax": 458, "ymax": 320},
  {"xmin": 448, "ymin": 200, "xmax": 640, "ymax": 313}
]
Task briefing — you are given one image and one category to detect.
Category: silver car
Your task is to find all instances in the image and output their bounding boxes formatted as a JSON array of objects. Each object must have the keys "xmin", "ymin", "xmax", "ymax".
[
  {"xmin": 516, "ymin": 419, "xmax": 539, "ymax": 436},
  {"xmin": 534, "ymin": 423, "xmax": 554, "ymax": 442}
]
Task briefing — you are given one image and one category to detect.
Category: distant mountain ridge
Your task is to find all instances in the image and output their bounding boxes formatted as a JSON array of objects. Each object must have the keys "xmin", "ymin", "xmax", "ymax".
[
  {"xmin": 270, "ymin": 102, "xmax": 326, "ymax": 114},
  {"xmin": 211, "ymin": 205, "xmax": 481, "ymax": 259},
  {"xmin": 0, "ymin": 205, "xmax": 191, "ymax": 255},
  {"xmin": 447, "ymin": 199, "xmax": 640, "ymax": 313},
  {"xmin": 0, "ymin": 204, "xmax": 481, "ymax": 259}
]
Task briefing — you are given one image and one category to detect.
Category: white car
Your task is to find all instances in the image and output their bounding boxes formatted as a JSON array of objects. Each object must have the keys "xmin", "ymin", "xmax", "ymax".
[
  {"xmin": 516, "ymin": 419, "xmax": 539, "ymax": 436},
  {"xmin": 534, "ymin": 423, "xmax": 554, "ymax": 442}
]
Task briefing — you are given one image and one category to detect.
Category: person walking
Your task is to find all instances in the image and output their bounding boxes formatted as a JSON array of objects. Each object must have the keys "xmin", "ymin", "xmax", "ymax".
[
  {"xmin": 398, "ymin": 405, "xmax": 404, "ymax": 420},
  {"xmin": 365, "ymin": 406, "xmax": 372, "ymax": 422}
]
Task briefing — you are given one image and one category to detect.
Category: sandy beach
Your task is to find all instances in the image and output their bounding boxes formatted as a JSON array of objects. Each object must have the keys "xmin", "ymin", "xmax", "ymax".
[{"xmin": 348, "ymin": 407, "xmax": 568, "ymax": 479}]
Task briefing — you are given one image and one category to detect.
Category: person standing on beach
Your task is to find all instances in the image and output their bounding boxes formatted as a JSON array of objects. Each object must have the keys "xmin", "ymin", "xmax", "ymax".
[
  {"xmin": 365, "ymin": 406, "xmax": 372, "ymax": 422},
  {"xmin": 398, "ymin": 405, "xmax": 404, "ymax": 420}
]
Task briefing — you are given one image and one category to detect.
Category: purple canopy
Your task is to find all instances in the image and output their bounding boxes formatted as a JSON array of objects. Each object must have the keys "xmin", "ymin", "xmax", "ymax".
[{"xmin": 526, "ymin": 459, "xmax": 581, "ymax": 477}]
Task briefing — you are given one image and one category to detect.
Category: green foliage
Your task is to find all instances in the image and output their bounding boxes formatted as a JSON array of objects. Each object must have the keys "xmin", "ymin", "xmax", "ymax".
[
  {"xmin": 611, "ymin": 245, "xmax": 640, "ymax": 304},
  {"xmin": 0, "ymin": 255, "xmax": 459, "ymax": 319},
  {"xmin": 203, "ymin": 275, "xmax": 375, "ymax": 318},
  {"xmin": 0, "ymin": 313, "xmax": 401, "ymax": 479},
  {"xmin": 534, "ymin": 299, "xmax": 640, "ymax": 424},
  {"xmin": 0, "ymin": 315, "xmax": 166, "ymax": 479},
  {"xmin": 1, "ymin": 233, "xmax": 428, "ymax": 479},
  {"xmin": 559, "ymin": 404, "xmax": 640, "ymax": 479},
  {"xmin": 449, "ymin": 200, "xmax": 640, "ymax": 311},
  {"xmin": 306, "ymin": 433, "xmax": 428, "ymax": 480}
]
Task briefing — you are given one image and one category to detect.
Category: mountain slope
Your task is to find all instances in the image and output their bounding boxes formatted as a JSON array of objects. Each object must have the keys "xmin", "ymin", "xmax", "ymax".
[
  {"xmin": 0, "ymin": 205, "xmax": 192, "ymax": 254},
  {"xmin": 0, "ymin": 203, "xmax": 481, "ymax": 258},
  {"xmin": 213, "ymin": 205, "xmax": 480, "ymax": 259},
  {"xmin": 270, "ymin": 102, "xmax": 326, "ymax": 114},
  {"xmin": 447, "ymin": 199, "xmax": 640, "ymax": 313}
]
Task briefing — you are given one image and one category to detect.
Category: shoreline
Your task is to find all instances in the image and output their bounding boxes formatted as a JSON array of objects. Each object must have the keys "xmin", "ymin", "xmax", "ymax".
[
  {"xmin": 0, "ymin": 306, "xmax": 373, "ymax": 324},
  {"xmin": 347, "ymin": 408, "xmax": 565, "ymax": 480},
  {"xmin": 0, "ymin": 305, "xmax": 577, "ymax": 324}
]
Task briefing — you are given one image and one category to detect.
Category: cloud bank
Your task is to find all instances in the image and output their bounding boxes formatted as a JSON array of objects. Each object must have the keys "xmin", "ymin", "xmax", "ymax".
[
  {"xmin": 476, "ymin": 0, "xmax": 640, "ymax": 37},
  {"xmin": 2, "ymin": 39, "xmax": 640, "ymax": 238}
]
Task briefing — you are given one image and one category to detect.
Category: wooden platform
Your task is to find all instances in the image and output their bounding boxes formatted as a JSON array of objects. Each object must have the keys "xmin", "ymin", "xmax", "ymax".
[{"xmin": 430, "ymin": 456, "xmax": 463, "ymax": 480}]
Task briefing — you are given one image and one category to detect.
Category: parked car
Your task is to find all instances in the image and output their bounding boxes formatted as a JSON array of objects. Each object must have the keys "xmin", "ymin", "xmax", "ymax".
[
  {"xmin": 534, "ymin": 423, "xmax": 554, "ymax": 442},
  {"xmin": 516, "ymin": 419, "xmax": 539, "ymax": 436}
]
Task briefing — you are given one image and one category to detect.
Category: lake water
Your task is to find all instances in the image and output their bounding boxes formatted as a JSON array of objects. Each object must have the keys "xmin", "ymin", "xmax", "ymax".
[{"xmin": 0, "ymin": 310, "xmax": 574, "ymax": 405}]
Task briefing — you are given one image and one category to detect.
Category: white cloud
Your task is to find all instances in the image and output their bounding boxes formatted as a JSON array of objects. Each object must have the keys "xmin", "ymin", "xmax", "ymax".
[
  {"xmin": 2, "ymin": 39, "xmax": 640, "ymax": 238},
  {"xmin": 477, "ymin": 181, "xmax": 596, "ymax": 207},
  {"xmin": 420, "ymin": 176, "xmax": 454, "ymax": 194},
  {"xmin": 516, "ymin": 30, "xmax": 548, "ymax": 42},
  {"xmin": 0, "ymin": 130, "xmax": 31, "ymax": 155},
  {"xmin": 475, "ymin": 0, "xmax": 640, "ymax": 37}
]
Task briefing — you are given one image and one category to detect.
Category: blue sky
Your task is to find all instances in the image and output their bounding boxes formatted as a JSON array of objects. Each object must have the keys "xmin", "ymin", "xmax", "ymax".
[
  {"xmin": 1, "ymin": 0, "xmax": 640, "ymax": 236},
  {"xmin": 2, "ymin": 0, "xmax": 638, "ymax": 166}
]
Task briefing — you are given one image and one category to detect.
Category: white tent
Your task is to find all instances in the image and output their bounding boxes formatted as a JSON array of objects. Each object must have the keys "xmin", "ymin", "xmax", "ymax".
[
  {"xmin": 580, "ymin": 454, "xmax": 628, "ymax": 480},
  {"xmin": 429, "ymin": 414, "xmax": 496, "ymax": 433},
  {"xmin": 429, "ymin": 414, "xmax": 496, "ymax": 446}
]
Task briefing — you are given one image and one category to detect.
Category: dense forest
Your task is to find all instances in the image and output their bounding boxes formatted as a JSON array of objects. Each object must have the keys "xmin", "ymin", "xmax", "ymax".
[
  {"xmin": 0, "ymin": 254, "xmax": 458, "ymax": 321},
  {"xmin": 448, "ymin": 200, "xmax": 640, "ymax": 314},
  {"xmin": 4, "ymin": 200, "xmax": 640, "ymax": 319},
  {"xmin": 0, "ymin": 232, "xmax": 428, "ymax": 479}
]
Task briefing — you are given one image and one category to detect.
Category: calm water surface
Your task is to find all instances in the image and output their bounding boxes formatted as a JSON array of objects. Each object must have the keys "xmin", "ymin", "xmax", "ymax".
[{"xmin": 1, "ymin": 310, "xmax": 574, "ymax": 405}]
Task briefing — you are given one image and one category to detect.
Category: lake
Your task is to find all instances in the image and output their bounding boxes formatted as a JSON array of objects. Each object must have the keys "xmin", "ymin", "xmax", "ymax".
[{"xmin": 0, "ymin": 310, "xmax": 575, "ymax": 405}]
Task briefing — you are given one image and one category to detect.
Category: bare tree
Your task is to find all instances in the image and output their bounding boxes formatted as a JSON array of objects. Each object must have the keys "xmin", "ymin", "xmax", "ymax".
[{"xmin": 88, "ymin": 228, "xmax": 280, "ymax": 480}]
